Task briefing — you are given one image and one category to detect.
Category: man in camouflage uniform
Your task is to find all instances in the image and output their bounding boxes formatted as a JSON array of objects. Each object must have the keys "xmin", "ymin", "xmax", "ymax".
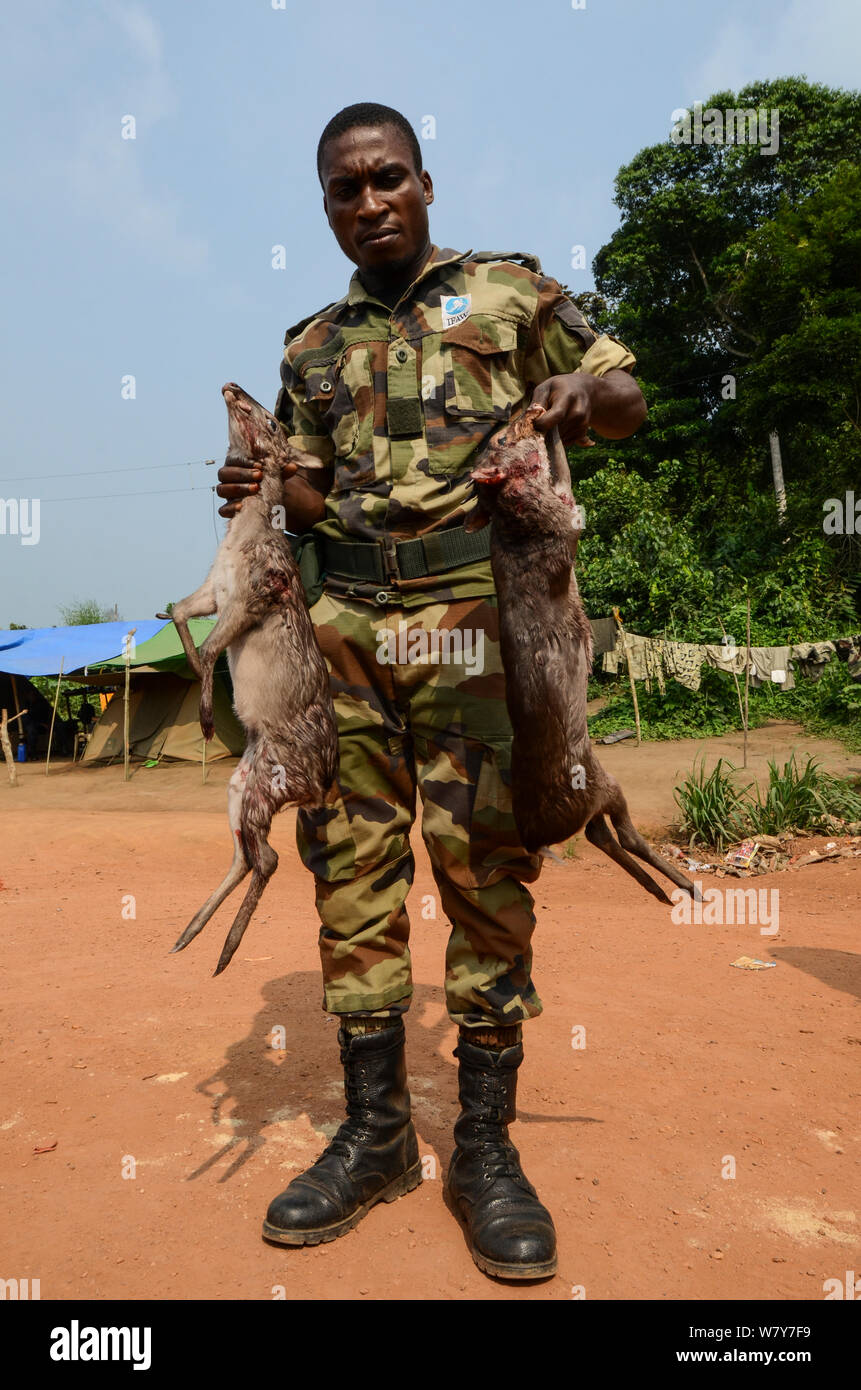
[{"xmin": 218, "ymin": 103, "xmax": 644, "ymax": 1280}]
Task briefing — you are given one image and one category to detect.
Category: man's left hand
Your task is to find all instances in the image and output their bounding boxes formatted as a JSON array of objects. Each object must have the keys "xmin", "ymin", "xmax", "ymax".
[
  {"xmin": 530, "ymin": 374, "xmax": 595, "ymax": 447},
  {"xmin": 531, "ymin": 369, "xmax": 647, "ymax": 445}
]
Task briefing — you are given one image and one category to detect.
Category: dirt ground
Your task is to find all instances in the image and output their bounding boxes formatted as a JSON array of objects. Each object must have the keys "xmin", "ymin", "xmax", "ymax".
[{"xmin": 1, "ymin": 721, "xmax": 859, "ymax": 1302}]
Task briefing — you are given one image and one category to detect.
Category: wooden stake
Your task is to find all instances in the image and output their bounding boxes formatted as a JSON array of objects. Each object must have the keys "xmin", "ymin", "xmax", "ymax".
[
  {"xmin": 123, "ymin": 628, "xmax": 137, "ymax": 783},
  {"xmin": 202, "ymin": 726, "xmax": 207, "ymax": 785},
  {"xmin": 719, "ymin": 617, "xmax": 747, "ymax": 763},
  {"xmin": 613, "ymin": 606, "xmax": 641, "ymax": 747},
  {"xmin": 10, "ymin": 674, "xmax": 21, "ymax": 722},
  {"xmin": 45, "ymin": 659, "xmax": 64, "ymax": 776},
  {"xmin": 768, "ymin": 429, "xmax": 787, "ymax": 524},
  {"xmin": 1, "ymin": 709, "xmax": 17, "ymax": 786},
  {"xmin": 743, "ymin": 597, "xmax": 751, "ymax": 770}
]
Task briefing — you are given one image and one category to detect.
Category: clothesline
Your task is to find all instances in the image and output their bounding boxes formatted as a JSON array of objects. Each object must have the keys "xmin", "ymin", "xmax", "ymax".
[{"xmin": 601, "ymin": 630, "xmax": 861, "ymax": 694}]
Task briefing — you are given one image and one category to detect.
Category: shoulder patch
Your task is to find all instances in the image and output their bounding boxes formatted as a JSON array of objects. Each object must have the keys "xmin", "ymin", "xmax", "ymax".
[
  {"xmin": 552, "ymin": 297, "xmax": 597, "ymax": 347},
  {"xmin": 469, "ymin": 249, "xmax": 544, "ymax": 274}
]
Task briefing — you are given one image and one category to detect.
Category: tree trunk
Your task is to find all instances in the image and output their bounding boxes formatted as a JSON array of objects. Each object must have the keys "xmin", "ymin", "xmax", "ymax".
[{"xmin": 769, "ymin": 429, "xmax": 787, "ymax": 523}]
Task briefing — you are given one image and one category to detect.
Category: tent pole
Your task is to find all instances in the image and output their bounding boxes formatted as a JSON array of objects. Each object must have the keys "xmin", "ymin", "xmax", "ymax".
[
  {"xmin": 46, "ymin": 659, "xmax": 64, "ymax": 775},
  {"xmin": 613, "ymin": 606, "xmax": 641, "ymax": 747},
  {"xmin": 123, "ymin": 629, "xmax": 137, "ymax": 783},
  {"xmin": 719, "ymin": 617, "xmax": 746, "ymax": 762},
  {"xmin": 2, "ymin": 709, "xmax": 18, "ymax": 787},
  {"xmin": 202, "ymin": 724, "xmax": 207, "ymax": 784},
  {"xmin": 10, "ymin": 674, "xmax": 21, "ymax": 721},
  {"xmin": 743, "ymin": 597, "xmax": 751, "ymax": 771}
]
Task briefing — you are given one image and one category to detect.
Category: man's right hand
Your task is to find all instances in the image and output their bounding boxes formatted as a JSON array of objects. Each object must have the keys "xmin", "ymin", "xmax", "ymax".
[
  {"xmin": 216, "ymin": 456, "xmax": 331, "ymax": 529},
  {"xmin": 216, "ymin": 456, "xmax": 259, "ymax": 518},
  {"xmin": 216, "ymin": 457, "xmax": 296, "ymax": 520}
]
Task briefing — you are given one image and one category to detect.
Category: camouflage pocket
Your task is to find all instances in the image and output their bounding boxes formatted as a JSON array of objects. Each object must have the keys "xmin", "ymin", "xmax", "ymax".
[
  {"xmin": 305, "ymin": 347, "xmax": 376, "ymax": 493},
  {"xmin": 304, "ymin": 360, "xmax": 358, "ymax": 458},
  {"xmin": 442, "ymin": 314, "xmax": 520, "ymax": 419},
  {"xmin": 466, "ymin": 736, "xmax": 527, "ymax": 885}
]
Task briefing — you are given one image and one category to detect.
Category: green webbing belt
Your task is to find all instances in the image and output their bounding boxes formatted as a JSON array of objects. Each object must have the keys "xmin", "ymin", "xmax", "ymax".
[{"xmin": 323, "ymin": 524, "xmax": 491, "ymax": 584}]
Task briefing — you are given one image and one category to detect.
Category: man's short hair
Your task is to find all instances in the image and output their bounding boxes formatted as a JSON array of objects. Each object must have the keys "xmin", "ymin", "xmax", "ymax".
[{"xmin": 317, "ymin": 103, "xmax": 423, "ymax": 183}]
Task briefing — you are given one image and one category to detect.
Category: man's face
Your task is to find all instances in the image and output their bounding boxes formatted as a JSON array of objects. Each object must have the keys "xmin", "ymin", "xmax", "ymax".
[{"xmin": 321, "ymin": 125, "xmax": 433, "ymax": 277}]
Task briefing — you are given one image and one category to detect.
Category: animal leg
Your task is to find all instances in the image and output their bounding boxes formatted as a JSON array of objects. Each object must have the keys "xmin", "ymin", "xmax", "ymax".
[
  {"xmin": 195, "ymin": 605, "xmax": 255, "ymax": 739},
  {"xmin": 213, "ymin": 840, "xmax": 278, "ymax": 976},
  {"xmin": 159, "ymin": 579, "xmax": 218, "ymax": 679},
  {"xmin": 171, "ymin": 762, "xmax": 251, "ymax": 954},
  {"xmin": 607, "ymin": 800, "xmax": 699, "ymax": 899},
  {"xmin": 584, "ymin": 814, "xmax": 674, "ymax": 904}
]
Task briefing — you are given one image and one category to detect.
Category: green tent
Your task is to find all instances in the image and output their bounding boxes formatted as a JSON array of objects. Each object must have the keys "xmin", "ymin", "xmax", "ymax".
[
  {"xmin": 84, "ymin": 620, "xmax": 243, "ymax": 764},
  {"xmin": 96, "ymin": 619, "xmax": 225, "ymax": 676}
]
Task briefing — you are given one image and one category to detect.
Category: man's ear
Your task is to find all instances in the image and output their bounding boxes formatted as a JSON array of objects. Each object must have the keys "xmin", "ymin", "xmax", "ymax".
[{"xmin": 422, "ymin": 171, "xmax": 434, "ymax": 205}]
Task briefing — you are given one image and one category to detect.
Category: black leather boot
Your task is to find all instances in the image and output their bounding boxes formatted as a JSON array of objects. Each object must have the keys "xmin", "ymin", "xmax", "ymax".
[
  {"xmin": 262, "ymin": 1020, "xmax": 421, "ymax": 1245},
  {"xmin": 446, "ymin": 1035, "xmax": 557, "ymax": 1279}
]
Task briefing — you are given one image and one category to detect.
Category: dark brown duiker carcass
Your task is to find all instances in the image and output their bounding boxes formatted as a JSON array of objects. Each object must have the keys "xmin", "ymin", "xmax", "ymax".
[{"xmin": 469, "ymin": 403, "xmax": 696, "ymax": 905}]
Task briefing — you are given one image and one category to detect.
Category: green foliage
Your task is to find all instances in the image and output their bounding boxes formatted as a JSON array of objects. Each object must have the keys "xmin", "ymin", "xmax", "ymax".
[
  {"xmin": 733, "ymin": 161, "xmax": 861, "ymax": 436},
  {"xmin": 673, "ymin": 754, "xmax": 861, "ymax": 848},
  {"xmin": 581, "ymin": 76, "xmax": 861, "ymax": 618},
  {"xmin": 673, "ymin": 758, "xmax": 752, "ymax": 851},
  {"xmin": 58, "ymin": 599, "xmax": 119, "ymax": 625},
  {"xmin": 588, "ymin": 661, "xmax": 861, "ymax": 753},
  {"xmin": 573, "ymin": 76, "xmax": 861, "ymax": 751},
  {"xmin": 575, "ymin": 458, "xmax": 856, "ymax": 643},
  {"xmin": 773, "ymin": 660, "xmax": 861, "ymax": 752},
  {"xmin": 594, "ymin": 76, "xmax": 861, "ymax": 447},
  {"xmin": 589, "ymin": 668, "xmax": 748, "ymax": 742},
  {"xmin": 748, "ymin": 755, "xmax": 861, "ymax": 835},
  {"xmin": 576, "ymin": 459, "xmax": 714, "ymax": 632}
]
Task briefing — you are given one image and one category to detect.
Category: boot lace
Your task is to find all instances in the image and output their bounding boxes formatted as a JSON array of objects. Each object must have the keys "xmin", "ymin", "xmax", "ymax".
[
  {"xmin": 319, "ymin": 1062, "xmax": 376, "ymax": 1162},
  {"xmin": 468, "ymin": 1072, "xmax": 526, "ymax": 1184}
]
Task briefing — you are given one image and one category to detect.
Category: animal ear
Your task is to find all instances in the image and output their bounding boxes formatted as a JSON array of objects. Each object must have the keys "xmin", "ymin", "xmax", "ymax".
[
  {"xmin": 547, "ymin": 427, "xmax": 572, "ymax": 494},
  {"xmin": 464, "ymin": 505, "xmax": 490, "ymax": 533}
]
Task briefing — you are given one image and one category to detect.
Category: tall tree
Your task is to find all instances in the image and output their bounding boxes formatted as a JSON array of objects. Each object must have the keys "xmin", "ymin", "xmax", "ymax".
[{"xmin": 592, "ymin": 77, "xmax": 861, "ymax": 510}]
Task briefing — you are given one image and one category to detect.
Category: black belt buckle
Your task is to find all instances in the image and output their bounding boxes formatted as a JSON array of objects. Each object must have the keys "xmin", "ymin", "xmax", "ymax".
[{"xmin": 380, "ymin": 537, "xmax": 401, "ymax": 583}]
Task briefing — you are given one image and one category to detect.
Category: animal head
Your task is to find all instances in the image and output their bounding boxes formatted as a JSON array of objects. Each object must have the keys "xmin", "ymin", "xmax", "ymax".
[
  {"xmin": 471, "ymin": 404, "xmax": 576, "ymax": 533},
  {"xmin": 222, "ymin": 383, "xmax": 324, "ymax": 474}
]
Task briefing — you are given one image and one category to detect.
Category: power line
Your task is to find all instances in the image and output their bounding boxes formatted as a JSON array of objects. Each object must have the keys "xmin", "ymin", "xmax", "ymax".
[
  {"xmin": 0, "ymin": 458, "xmax": 218, "ymax": 484},
  {"xmin": 35, "ymin": 484, "xmax": 218, "ymax": 503}
]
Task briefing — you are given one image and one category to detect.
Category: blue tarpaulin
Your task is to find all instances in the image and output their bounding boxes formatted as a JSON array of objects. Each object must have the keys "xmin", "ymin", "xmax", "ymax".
[{"xmin": 0, "ymin": 621, "xmax": 170, "ymax": 677}]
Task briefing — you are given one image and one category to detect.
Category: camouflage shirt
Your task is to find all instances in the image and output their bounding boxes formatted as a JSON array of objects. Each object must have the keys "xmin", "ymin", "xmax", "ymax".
[{"xmin": 275, "ymin": 245, "xmax": 635, "ymax": 608}]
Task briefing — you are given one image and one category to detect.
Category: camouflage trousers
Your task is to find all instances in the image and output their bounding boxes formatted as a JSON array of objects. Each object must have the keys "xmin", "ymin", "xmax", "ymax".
[{"xmin": 295, "ymin": 590, "xmax": 544, "ymax": 1027}]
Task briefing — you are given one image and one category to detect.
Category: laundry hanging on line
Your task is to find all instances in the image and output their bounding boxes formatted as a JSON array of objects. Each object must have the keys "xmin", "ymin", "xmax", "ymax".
[{"xmin": 601, "ymin": 630, "xmax": 861, "ymax": 692}]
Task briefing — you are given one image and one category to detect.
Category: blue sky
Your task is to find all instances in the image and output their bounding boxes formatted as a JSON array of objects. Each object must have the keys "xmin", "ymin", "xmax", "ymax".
[{"xmin": 2, "ymin": 0, "xmax": 859, "ymax": 626}]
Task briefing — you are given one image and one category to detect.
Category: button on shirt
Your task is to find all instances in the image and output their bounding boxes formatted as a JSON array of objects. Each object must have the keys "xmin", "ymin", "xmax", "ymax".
[{"xmin": 275, "ymin": 245, "xmax": 636, "ymax": 607}]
